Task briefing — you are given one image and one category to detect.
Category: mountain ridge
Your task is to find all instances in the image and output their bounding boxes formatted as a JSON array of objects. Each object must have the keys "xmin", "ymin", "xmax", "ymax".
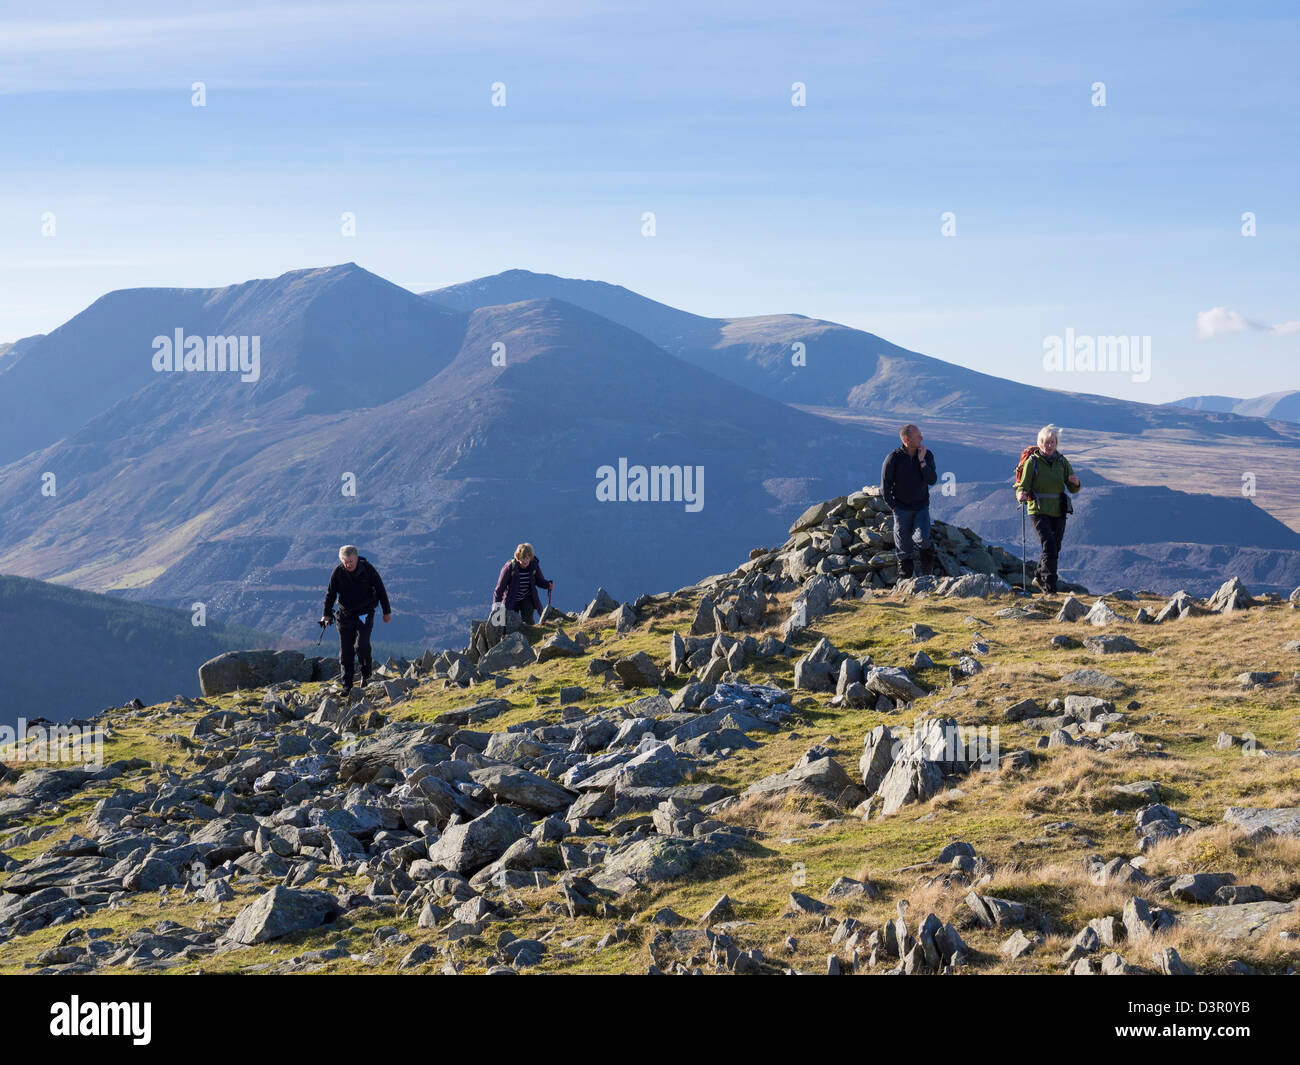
[
  {"xmin": 5, "ymin": 263, "xmax": 1298, "ymax": 657},
  {"xmin": 424, "ymin": 269, "xmax": 1296, "ymax": 439},
  {"xmin": 1168, "ymin": 390, "xmax": 1300, "ymax": 423}
]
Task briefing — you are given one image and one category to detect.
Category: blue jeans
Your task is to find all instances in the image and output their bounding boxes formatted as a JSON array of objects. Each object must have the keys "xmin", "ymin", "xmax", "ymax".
[{"xmin": 892, "ymin": 506, "xmax": 932, "ymax": 561}]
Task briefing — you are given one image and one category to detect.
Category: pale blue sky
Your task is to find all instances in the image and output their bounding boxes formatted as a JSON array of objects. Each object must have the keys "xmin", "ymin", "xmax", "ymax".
[{"xmin": 2, "ymin": 0, "xmax": 1297, "ymax": 402}]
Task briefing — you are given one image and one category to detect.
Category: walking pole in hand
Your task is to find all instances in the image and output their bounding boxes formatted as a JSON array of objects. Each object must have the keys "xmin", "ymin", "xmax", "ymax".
[
  {"xmin": 316, "ymin": 610, "xmax": 334, "ymax": 645},
  {"xmin": 1020, "ymin": 501, "xmax": 1028, "ymax": 593}
]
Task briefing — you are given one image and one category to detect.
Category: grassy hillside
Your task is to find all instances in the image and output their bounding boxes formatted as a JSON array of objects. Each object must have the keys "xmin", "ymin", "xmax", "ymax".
[{"xmin": 2, "ymin": 571, "xmax": 1298, "ymax": 975}]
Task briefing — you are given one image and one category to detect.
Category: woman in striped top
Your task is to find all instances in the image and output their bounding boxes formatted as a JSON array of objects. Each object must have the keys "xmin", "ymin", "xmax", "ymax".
[{"xmin": 492, "ymin": 542, "xmax": 555, "ymax": 625}]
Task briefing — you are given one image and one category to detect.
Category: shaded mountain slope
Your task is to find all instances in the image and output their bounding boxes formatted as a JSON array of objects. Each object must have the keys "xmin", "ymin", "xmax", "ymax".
[{"xmin": 0, "ymin": 575, "xmax": 276, "ymax": 724}]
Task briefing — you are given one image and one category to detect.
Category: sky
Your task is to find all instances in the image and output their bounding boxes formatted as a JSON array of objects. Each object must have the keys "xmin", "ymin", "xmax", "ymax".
[{"xmin": 1, "ymin": 0, "xmax": 1297, "ymax": 404}]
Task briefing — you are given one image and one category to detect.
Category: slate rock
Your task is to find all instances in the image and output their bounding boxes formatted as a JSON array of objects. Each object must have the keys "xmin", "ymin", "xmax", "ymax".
[
  {"xmin": 1223, "ymin": 806, "xmax": 1300, "ymax": 838},
  {"xmin": 426, "ymin": 805, "xmax": 525, "ymax": 875},
  {"xmin": 742, "ymin": 756, "xmax": 853, "ymax": 803},
  {"xmin": 1084, "ymin": 600, "xmax": 1123, "ymax": 626},
  {"xmin": 1169, "ymin": 872, "xmax": 1235, "ymax": 904},
  {"xmin": 1059, "ymin": 668, "xmax": 1127, "ymax": 694},
  {"xmin": 469, "ymin": 765, "xmax": 578, "ymax": 814},
  {"xmin": 535, "ymin": 629, "xmax": 582, "ymax": 663},
  {"xmin": 1004, "ymin": 698, "xmax": 1041, "ymax": 722},
  {"xmin": 225, "ymin": 886, "xmax": 341, "ymax": 945},
  {"xmin": 876, "ymin": 757, "xmax": 944, "ymax": 816},
  {"xmin": 1083, "ymin": 634, "xmax": 1142, "ymax": 655},
  {"xmin": 1207, "ymin": 577, "xmax": 1253, "ymax": 614},
  {"xmin": 1055, "ymin": 596, "xmax": 1088, "ymax": 623},
  {"xmin": 859, "ymin": 725, "xmax": 896, "ymax": 795},
  {"xmin": 478, "ymin": 632, "xmax": 538, "ymax": 673},
  {"xmin": 1001, "ymin": 928, "xmax": 1042, "ymax": 960},
  {"xmin": 865, "ymin": 666, "xmax": 926, "ymax": 703},
  {"xmin": 1179, "ymin": 900, "xmax": 1295, "ymax": 940},
  {"xmin": 198, "ymin": 649, "xmax": 313, "ymax": 696},
  {"xmin": 945, "ymin": 574, "xmax": 1012, "ymax": 598},
  {"xmin": 614, "ymin": 652, "xmax": 662, "ymax": 689},
  {"xmin": 592, "ymin": 831, "xmax": 747, "ymax": 894}
]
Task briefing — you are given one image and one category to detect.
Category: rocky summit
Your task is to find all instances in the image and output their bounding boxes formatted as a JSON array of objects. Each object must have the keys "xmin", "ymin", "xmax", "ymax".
[{"xmin": 2, "ymin": 483, "xmax": 1300, "ymax": 976}]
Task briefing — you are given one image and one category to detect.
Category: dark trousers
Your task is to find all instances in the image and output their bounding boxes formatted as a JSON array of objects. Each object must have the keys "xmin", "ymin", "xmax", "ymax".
[
  {"xmin": 892, "ymin": 506, "xmax": 933, "ymax": 561},
  {"xmin": 1032, "ymin": 514, "xmax": 1068, "ymax": 590},
  {"xmin": 893, "ymin": 506, "xmax": 933, "ymax": 577},
  {"xmin": 338, "ymin": 609, "xmax": 376, "ymax": 687},
  {"xmin": 510, "ymin": 600, "xmax": 536, "ymax": 625}
]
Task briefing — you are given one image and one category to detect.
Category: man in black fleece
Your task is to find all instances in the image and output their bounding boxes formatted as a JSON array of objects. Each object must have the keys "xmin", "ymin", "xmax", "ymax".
[
  {"xmin": 880, "ymin": 423, "xmax": 939, "ymax": 578},
  {"xmin": 321, "ymin": 545, "xmax": 391, "ymax": 694}
]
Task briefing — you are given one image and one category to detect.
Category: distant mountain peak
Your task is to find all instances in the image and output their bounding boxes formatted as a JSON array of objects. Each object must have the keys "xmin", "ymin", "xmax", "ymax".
[
  {"xmin": 422, "ymin": 269, "xmax": 715, "ymax": 329},
  {"xmin": 247, "ymin": 261, "xmax": 394, "ymax": 293},
  {"xmin": 1167, "ymin": 390, "xmax": 1300, "ymax": 424},
  {"xmin": 454, "ymin": 266, "xmax": 629, "ymax": 287}
]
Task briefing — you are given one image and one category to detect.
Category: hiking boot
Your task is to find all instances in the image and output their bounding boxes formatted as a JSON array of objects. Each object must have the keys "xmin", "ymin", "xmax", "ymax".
[
  {"xmin": 360, "ymin": 672, "xmax": 371, "ymax": 688},
  {"xmin": 1031, "ymin": 575, "xmax": 1049, "ymax": 594},
  {"xmin": 339, "ymin": 684, "xmax": 352, "ymax": 697},
  {"xmin": 898, "ymin": 557, "xmax": 915, "ymax": 579}
]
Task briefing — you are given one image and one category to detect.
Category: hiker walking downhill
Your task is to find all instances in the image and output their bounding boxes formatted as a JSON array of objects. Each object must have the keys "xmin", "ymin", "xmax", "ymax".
[
  {"xmin": 321, "ymin": 545, "xmax": 391, "ymax": 695},
  {"xmin": 881, "ymin": 423, "xmax": 939, "ymax": 578},
  {"xmin": 492, "ymin": 542, "xmax": 554, "ymax": 626},
  {"xmin": 1015, "ymin": 424, "xmax": 1082, "ymax": 594}
]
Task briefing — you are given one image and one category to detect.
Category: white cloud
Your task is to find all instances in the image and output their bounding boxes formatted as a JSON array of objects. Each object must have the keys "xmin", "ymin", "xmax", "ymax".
[
  {"xmin": 1196, "ymin": 306, "xmax": 1256, "ymax": 338},
  {"xmin": 1195, "ymin": 306, "xmax": 1298, "ymax": 339}
]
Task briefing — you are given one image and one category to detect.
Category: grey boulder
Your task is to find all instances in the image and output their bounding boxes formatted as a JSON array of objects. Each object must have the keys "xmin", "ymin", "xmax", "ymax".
[{"xmin": 225, "ymin": 886, "xmax": 341, "ymax": 945}]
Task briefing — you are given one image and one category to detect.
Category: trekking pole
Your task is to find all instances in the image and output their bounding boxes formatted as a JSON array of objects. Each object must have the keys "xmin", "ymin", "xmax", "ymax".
[{"xmin": 1020, "ymin": 501, "xmax": 1028, "ymax": 593}]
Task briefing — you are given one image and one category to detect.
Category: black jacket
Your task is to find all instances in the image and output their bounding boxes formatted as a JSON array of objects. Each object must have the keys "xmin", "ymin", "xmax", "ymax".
[
  {"xmin": 323, "ymin": 556, "xmax": 390, "ymax": 619},
  {"xmin": 881, "ymin": 446, "xmax": 938, "ymax": 510}
]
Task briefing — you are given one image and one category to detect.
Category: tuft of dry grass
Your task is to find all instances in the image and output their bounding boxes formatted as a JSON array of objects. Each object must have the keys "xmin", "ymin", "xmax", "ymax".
[
  {"xmin": 725, "ymin": 791, "xmax": 844, "ymax": 835},
  {"xmin": 1144, "ymin": 824, "xmax": 1300, "ymax": 898}
]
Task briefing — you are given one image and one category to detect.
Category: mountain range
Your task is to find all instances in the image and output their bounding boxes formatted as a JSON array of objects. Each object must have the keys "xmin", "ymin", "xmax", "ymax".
[
  {"xmin": 1167, "ymin": 390, "xmax": 1300, "ymax": 423},
  {"xmin": 426, "ymin": 271, "xmax": 1296, "ymax": 438},
  {"xmin": 3, "ymin": 263, "xmax": 1298, "ymax": 686}
]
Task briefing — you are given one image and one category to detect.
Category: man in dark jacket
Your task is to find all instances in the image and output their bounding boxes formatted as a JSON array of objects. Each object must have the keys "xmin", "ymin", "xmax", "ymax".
[
  {"xmin": 321, "ymin": 545, "xmax": 391, "ymax": 694},
  {"xmin": 493, "ymin": 542, "xmax": 554, "ymax": 625},
  {"xmin": 881, "ymin": 424, "xmax": 939, "ymax": 579}
]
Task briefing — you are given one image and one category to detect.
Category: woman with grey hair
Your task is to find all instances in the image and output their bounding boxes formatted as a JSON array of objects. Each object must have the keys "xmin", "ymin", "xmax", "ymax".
[{"xmin": 1014, "ymin": 425, "xmax": 1081, "ymax": 593}]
